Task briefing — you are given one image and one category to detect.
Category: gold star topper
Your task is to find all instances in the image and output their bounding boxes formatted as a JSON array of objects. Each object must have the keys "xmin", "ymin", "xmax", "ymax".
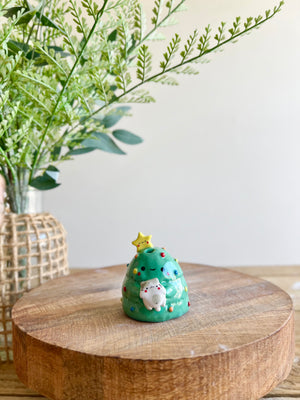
[{"xmin": 132, "ymin": 232, "xmax": 153, "ymax": 252}]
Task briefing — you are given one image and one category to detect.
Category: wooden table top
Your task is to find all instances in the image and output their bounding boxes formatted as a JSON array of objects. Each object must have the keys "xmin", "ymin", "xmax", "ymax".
[{"xmin": 1, "ymin": 265, "xmax": 300, "ymax": 400}]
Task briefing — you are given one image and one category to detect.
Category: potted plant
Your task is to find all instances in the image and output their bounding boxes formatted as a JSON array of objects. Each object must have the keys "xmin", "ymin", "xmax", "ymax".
[{"xmin": 0, "ymin": 0, "xmax": 283, "ymax": 361}]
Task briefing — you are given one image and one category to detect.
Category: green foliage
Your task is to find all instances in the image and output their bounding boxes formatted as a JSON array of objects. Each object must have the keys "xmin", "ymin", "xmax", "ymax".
[
  {"xmin": 134, "ymin": 3, "xmax": 146, "ymax": 42},
  {"xmin": 197, "ymin": 25, "xmax": 211, "ymax": 56},
  {"xmin": 81, "ymin": 132, "xmax": 126, "ymax": 154},
  {"xmin": 152, "ymin": 0, "xmax": 165, "ymax": 27},
  {"xmin": 30, "ymin": 166, "xmax": 61, "ymax": 190},
  {"xmin": 137, "ymin": 44, "xmax": 152, "ymax": 82},
  {"xmin": 112, "ymin": 129, "xmax": 143, "ymax": 144},
  {"xmin": 0, "ymin": 0, "xmax": 284, "ymax": 212},
  {"xmin": 160, "ymin": 33, "xmax": 181, "ymax": 71},
  {"xmin": 180, "ymin": 30, "xmax": 198, "ymax": 63}
]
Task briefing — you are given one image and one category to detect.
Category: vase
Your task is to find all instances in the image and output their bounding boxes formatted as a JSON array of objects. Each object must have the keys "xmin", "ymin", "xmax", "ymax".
[{"xmin": 0, "ymin": 190, "xmax": 69, "ymax": 361}]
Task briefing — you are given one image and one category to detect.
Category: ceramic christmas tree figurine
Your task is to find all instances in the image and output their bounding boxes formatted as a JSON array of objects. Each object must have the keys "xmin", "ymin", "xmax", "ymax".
[{"xmin": 122, "ymin": 233, "xmax": 190, "ymax": 322}]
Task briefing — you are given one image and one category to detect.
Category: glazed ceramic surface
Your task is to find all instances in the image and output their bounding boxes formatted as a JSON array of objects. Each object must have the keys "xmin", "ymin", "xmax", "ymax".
[{"xmin": 122, "ymin": 233, "xmax": 190, "ymax": 322}]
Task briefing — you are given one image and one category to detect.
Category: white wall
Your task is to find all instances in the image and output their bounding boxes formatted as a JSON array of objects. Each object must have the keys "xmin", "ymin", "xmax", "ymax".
[{"xmin": 44, "ymin": 0, "xmax": 300, "ymax": 268}]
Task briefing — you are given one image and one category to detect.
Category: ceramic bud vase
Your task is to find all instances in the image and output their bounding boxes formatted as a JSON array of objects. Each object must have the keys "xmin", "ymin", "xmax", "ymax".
[
  {"xmin": 122, "ymin": 232, "xmax": 190, "ymax": 322},
  {"xmin": 0, "ymin": 188, "xmax": 69, "ymax": 361}
]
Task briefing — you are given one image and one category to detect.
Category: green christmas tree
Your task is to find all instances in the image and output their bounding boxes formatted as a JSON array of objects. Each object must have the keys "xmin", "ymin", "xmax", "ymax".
[{"xmin": 122, "ymin": 233, "xmax": 190, "ymax": 322}]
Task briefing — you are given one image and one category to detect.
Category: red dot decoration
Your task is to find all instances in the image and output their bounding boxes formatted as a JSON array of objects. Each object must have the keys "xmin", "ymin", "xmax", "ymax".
[
  {"xmin": 161, "ymin": 252, "xmax": 165, "ymax": 258},
  {"xmin": 123, "ymin": 286, "xmax": 127, "ymax": 292},
  {"xmin": 145, "ymin": 290, "xmax": 147, "ymax": 293},
  {"xmin": 138, "ymin": 272, "xmax": 141, "ymax": 276},
  {"xmin": 158, "ymin": 287, "xmax": 160, "ymax": 290},
  {"xmin": 146, "ymin": 241, "xmax": 149, "ymax": 244},
  {"xmin": 188, "ymin": 302, "xmax": 191, "ymax": 307},
  {"xmin": 135, "ymin": 255, "xmax": 138, "ymax": 259}
]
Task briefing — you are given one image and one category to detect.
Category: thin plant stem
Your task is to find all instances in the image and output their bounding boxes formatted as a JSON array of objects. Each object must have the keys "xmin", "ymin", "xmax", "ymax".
[
  {"xmin": 0, "ymin": 147, "xmax": 18, "ymax": 183},
  {"xmin": 29, "ymin": 0, "xmax": 109, "ymax": 182},
  {"xmin": 129, "ymin": 0, "xmax": 185, "ymax": 55},
  {"xmin": 66, "ymin": 7, "xmax": 280, "ymax": 136}
]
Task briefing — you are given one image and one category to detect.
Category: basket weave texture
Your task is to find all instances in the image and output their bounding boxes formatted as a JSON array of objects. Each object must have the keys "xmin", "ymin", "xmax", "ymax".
[{"xmin": 0, "ymin": 212, "xmax": 69, "ymax": 362}]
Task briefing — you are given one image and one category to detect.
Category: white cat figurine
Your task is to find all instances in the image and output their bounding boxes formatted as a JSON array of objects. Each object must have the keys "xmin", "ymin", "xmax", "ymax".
[{"xmin": 140, "ymin": 278, "xmax": 166, "ymax": 311}]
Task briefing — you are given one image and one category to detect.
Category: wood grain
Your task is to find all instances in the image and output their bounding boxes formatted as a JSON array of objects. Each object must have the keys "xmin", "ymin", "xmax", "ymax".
[
  {"xmin": 232, "ymin": 265, "xmax": 300, "ymax": 277},
  {"xmin": 232, "ymin": 267, "xmax": 300, "ymax": 311},
  {"xmin": 0, "ymin": 397, "xmax": 45, "ymax": 400},
  {"xmin": 12, "ymin": 264, "xmax": 294, "ymax": 400},
  {"xmin": 0, "ymin": 362, "xmax": 39, "ymax": 396},
  {"xmin": 267, "ymin": 355, "xmax": 300, "ymax": 397}
]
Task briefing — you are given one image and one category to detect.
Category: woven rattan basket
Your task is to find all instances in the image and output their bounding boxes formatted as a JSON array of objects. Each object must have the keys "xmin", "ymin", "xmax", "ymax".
[{"xmin": 0, "ymin": 212, "xmax": 69, "ymax": 361}]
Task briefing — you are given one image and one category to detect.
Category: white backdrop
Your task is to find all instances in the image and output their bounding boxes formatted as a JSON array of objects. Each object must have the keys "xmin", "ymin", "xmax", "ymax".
[{"xmin": 44, "ymin": 0, "xmax": 300, "ymax": 268}]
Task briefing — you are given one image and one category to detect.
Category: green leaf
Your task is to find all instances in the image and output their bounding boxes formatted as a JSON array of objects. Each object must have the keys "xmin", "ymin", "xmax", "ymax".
[
  {"xmin": 27, "ymin": 46, "xmax": 70, "ymax": 66},
  {"xmin": 180, "ymin": 30, "xmax": 198, "ymax": 62},
  {"xmin": 101, "ymin": 106, "xmax": 130, "ymax": 128},
  {"xmin": 17, "ymin": 9, "xmax": 38, "ymax": 25},
  {"xmin": 67, "ymin": 147, "xmax": 95, "ymax": 155},
  {"xmin": 160, "ymin": 33, "xmax": 181, "ymax": 71},
  {"xmin": 197, "ymin": 25, "xmax": 211, "ymax": 55},
  {"xmin": 29, "ymin": 45, "xmax": 70, "ymax": 59},
  {"xmin": 29, "ymin": 166, "xmax": 60, "ymax": 190},
  {"xmin": 48, "ymin": 46, "xmax": 70, "ymax": 57},
  {"xmin": 36, "ymin": 12, "xmax": 61, "ymax": 30},
  {"xmin": 3, "ymin": 6, "xmax": 60, "ymax": 30},
  {"xmin": 108, "ymin": 29, "xmax": 117, "ymax": 41},
  {"xmin": 7, "ymin": 40, "xmax": 31, "ymax": 55},
  {"xmin": 3, "ymin": 7, "xmax": 30, "ymax": 18},
  {"xmin": 82, "ymin": 132, "xmax": 126, "ymax": 154},
  {"xmin": 30, "ymin": 175, "xmax": 60, "ymax": 190},
  {"xmin": 51, "ymin": 146, "xmax": 62, "ymax": 161},
  {"xmin": 113, "ymin": 129, "xmax": 143, "ymax": 145},
  {"xmin": 45, "ymin": 165, "xmax": 60, "ymax": 181},
  {"xmin": 136, "ymin": 44, "xmax": 152, "ymax": 82},
  {"xmin": 152, "ymin": 0, "xmax": 165, "ymax": 27},
  {"xmin": 3, "ymin": 6, "xmax": 24, "ymax": 18}
]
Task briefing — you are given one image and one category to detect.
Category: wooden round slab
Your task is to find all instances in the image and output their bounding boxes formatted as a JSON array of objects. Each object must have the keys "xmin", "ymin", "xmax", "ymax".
[{"xmin": 12, "ymin": 264, "xmax": 294, "ymax": 400}]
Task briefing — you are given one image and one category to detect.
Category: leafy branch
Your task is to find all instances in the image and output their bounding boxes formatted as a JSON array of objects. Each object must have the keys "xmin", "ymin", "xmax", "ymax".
[
  {"xmin": 29, "ymin": 0, "xmax": 110, "ymax": 182},
  {"xmin": 136, "ymin": 44, "xmax": 152, "ymax": 82},
  {"xmin": 180, "ymin": 29, "xmax": 198, "ymax": 63},
  {"xmin": 152, "ymin": 0, "xmax": 165, "ymax": 27},
  {"xmin": 0, "ymin": 0, "xmax": 284, "ymax": 213},
  {"xmin": 130, "ymin": 0, "xmax": 185, "ymax": 51},
  {"xmin": 160, "ymin": 33, "xmax": 181, "ymax": 71},
  {"xmin": 78, "ymin": 2, "xmax": 284, "ymax": 126},
  {"xmin": 198, "ymin": 25, "xmax": 211, "ymax": 56}
]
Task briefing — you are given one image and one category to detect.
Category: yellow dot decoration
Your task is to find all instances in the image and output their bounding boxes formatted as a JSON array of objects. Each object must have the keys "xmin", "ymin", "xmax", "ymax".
[
  {"xmin": 185, "ymin": 286, "xmax": 188, "ymax": 292},
  {"xmin": 133, "ymin": 268, "xmax": 138, "ymax": 275},
  {"xmin": 175, "ymin": 258, "xmax": 178, "ymax": 263}
]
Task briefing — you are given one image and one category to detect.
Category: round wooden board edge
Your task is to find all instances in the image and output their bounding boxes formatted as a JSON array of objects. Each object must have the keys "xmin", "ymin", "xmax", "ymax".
[{"xmin": 12, "ymin": 263, "xmax": 296, "ymax": 361}]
